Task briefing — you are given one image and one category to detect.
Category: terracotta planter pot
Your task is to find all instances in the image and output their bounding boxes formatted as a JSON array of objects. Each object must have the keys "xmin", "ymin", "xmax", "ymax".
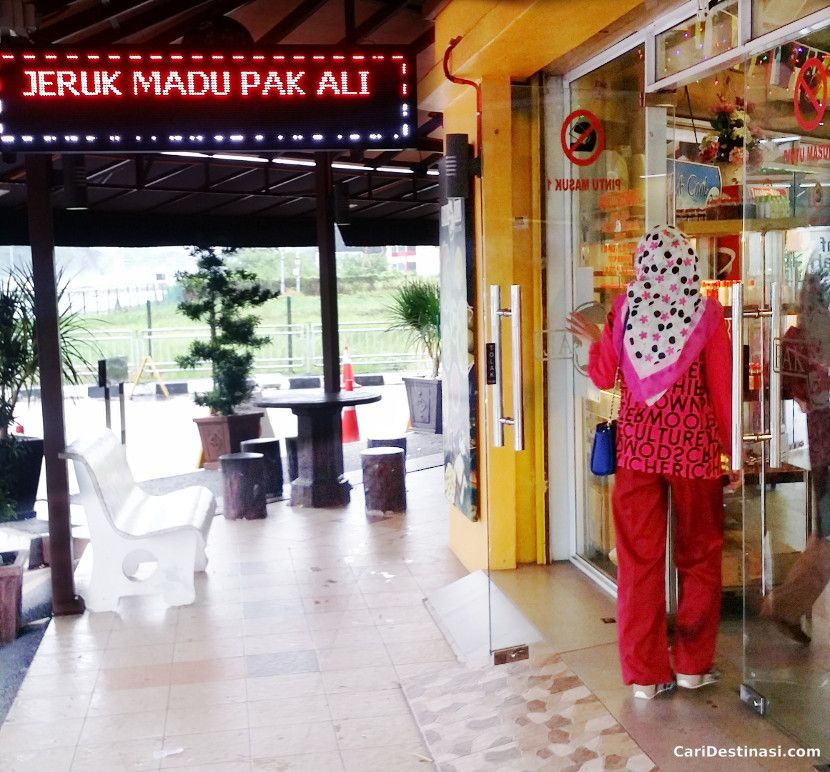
[{"xmin": 194, "ymin": 412, "xmax": 263, "ymax": 470}]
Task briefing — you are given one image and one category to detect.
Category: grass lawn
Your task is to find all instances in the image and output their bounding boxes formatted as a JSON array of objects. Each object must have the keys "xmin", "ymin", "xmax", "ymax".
[
  {"xmin": 75, "ymin": 289, "xmax": 425, "ymax": 377},
  {"xmin": 81, "ymin": 290, "xmax": 397, "ymax": 332}
]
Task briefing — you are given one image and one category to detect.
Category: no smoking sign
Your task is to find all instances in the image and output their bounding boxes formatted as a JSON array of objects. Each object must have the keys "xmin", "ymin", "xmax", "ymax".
[
  {"xmin": 560, "ymin": 109, "xmax": 604, "ymax": 166},
  {"xmin": 795, "ymin": 56, "xmax": 828, "ymax": 132}
]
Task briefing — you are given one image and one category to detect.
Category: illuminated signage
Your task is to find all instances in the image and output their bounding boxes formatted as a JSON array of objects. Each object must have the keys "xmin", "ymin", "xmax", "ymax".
[{"xmin": 0, "ymin": 47, "xmax": 416, "ymax": 151}]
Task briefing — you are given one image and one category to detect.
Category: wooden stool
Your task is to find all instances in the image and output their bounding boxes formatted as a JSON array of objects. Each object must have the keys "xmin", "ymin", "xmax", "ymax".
[
  {"xmin": 241, "ymin": 438, "xmax": 284, "ymax": 501},
  {"xmin": 0, "ymin": 562, "xmax": 22, "ymax": 644},
  {"xmin": 285, "ymin": 436, "xmax": 299, "ymax": 482},
  {"xmin": 219, "ymin": 452, "xmax": 267, "ymax": 520},
  {"xmin": 360, "ymin": 447, "xmax": 406, "ymax": 516},
  {"xmin": 366, "ymin": 435, "xmax": 407, "ymax": 462}
]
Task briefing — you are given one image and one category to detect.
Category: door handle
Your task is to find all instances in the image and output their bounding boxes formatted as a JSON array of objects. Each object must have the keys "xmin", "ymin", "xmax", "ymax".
[
  {"xmin": 489, "ymin": 284, "xmax": 524, "ymax": 451},
  {"xmin": 510, "ymin": 285, "xmax": 524, "ymax": 451},
  {"xmin": 490, "ymin": 285, "xmax": 504, "ymax": 448},
  {"xmin": 731, "ymin": 282, "xmax": 744, "ymax": 472},
  {"xmin": 731, "ymin": 281, "xmax": 783, "ymax": 472},
  {"xmin": 769, "ymin": 282, "xmax": 782, "ymax": 468}
]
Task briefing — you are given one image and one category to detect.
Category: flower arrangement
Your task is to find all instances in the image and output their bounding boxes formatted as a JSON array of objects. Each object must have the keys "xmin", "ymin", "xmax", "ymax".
[{"xmin": 699, "ymin": 96, "xmax": 762, "ymax": 167}]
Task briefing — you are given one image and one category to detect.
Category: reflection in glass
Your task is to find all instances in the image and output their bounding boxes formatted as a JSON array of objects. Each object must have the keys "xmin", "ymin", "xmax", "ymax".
[
  {"xmin": 656, "ymin": 1, "xmax": 739, "ymax": 81},
  {"xmin": 569, "ymin": 46, "xmax": 646, "ymax": 580}
]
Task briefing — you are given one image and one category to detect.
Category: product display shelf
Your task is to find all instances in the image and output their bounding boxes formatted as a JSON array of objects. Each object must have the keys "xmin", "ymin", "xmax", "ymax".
[{"xmin": 677, "ymin": 216, "xmax": 810, "ymax": 236}]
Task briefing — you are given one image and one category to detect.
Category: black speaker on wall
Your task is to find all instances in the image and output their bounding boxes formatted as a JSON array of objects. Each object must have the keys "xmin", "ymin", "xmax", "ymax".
[{"xmin": 440, "ymin": 133, "xmax": 474, "ymax": 200}]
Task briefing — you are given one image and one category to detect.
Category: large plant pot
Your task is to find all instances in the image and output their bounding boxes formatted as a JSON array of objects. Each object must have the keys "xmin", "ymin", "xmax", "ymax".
[
  {"xmin": 0, "ymin": 436, "xmax": 44, "ymax": 520},
  {"xmin": 194, "ymin": 412, "xmax": 263, "ymax": 470},
  {"xmin": 402, "ymin": 376, "xmax": 442, "ymax": 434}
]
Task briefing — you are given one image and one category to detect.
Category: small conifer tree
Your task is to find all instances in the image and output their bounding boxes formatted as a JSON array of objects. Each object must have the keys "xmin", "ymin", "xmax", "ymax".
[{"xmin": 176, "ymin": 246, "xmax": 279, "ymax": 415}]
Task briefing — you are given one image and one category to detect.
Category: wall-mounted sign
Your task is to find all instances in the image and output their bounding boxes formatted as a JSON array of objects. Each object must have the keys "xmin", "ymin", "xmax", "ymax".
[{"xmin": 0, "ymin": 47, "xmax": 416, "ymax": 151}]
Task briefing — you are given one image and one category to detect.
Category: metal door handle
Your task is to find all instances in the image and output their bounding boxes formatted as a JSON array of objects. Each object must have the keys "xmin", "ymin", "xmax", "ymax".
[
  {"xmin": 769, "ymin": 282, "xmax": 782, "ymax": 468},
  {"xmin": 489, "ymin": 284, "xmax": 524, "ymax": 451},
  {"xmin": 731, "ymin": 282, "xmax": 743, "ymax": 472},
  {"xmin": 490, "ymin": 285, "xmax": 504, "ymax": 447},
  {"xmin": 510, "ymin": 285, "xmax": 524, "ymax": 451}
]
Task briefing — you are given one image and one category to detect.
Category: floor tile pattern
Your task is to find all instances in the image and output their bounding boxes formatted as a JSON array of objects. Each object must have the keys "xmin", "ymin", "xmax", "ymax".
[
  {"xmin": 1, "ymin": 467, "xmax": 458, "ymax": 772},
  {"xmin": 402, "ymin": 644, "xmax": 656, "ymax": 772}
]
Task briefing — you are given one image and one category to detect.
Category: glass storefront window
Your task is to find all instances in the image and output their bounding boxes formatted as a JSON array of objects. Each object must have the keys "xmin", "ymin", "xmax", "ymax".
[
  {"xmin": 752, "ymin": 0, "xmax": 830, "ymax": 38},
  {"xmin": 569, "ymin": 46, "xmax": 647, "ymax": 580},
  {"xmin": 656, "ymin": 1, "xmax": 739, "ymax": 81}
]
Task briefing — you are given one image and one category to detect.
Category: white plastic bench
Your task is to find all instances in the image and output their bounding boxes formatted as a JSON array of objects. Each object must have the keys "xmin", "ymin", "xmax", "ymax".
[{"xmin": 61, "ymin": 429, "xmax": 215, "ymax": 613}]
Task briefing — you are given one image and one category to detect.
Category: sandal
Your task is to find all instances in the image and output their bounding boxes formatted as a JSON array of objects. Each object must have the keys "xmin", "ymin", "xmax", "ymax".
[
  {"xmin": 632, "ymin": 681, "xmax": 676, "ymax": 700},
  {"xmin": 676, "ymin": 668, "xmax": 721, "ymax": 689}
]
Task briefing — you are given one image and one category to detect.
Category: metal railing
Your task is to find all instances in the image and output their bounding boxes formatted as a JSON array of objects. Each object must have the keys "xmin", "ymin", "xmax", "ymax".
[{"xmin": 72, "ymin": 322, "xmax": 428, "ymax": 379}]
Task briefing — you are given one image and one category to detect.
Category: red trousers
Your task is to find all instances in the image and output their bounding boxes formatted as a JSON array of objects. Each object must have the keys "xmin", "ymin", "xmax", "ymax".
[{"xmin": 612, "ymin": 467, "xmax": 724, "ymax": 685}]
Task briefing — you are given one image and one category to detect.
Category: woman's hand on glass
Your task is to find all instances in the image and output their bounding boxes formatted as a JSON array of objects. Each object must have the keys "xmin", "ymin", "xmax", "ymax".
[{"xmin": 566, "ymin": 311, "xmax": 601, "ymax": 347}]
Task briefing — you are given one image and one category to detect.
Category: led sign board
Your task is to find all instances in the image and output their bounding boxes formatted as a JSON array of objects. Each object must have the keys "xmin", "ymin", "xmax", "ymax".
[{"xmin": 0, "ymin": 47, "xmax": 416, "ymax": 152}]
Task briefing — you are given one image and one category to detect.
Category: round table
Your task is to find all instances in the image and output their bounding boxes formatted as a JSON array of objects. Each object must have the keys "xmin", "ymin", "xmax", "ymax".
[{"xmin": 255, "ymin": 389, "xmax": 381, "ymax": 507}]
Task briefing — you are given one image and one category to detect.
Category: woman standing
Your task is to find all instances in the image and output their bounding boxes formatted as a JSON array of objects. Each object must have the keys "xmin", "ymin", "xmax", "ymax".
[{"xmin": 567, "ymin": 224, "xmax": 732, "ymax": 699}]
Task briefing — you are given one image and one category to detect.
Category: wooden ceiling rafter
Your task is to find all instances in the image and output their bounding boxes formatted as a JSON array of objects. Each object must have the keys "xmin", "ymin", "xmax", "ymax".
[
  {"xmin": 256, "ymin": 0, "xmax": 329, "ymax": 44},
  {"xmin": 32, "ymin": 0, "xmax": 149, "ymax": 44},
  {"xmin": 338, "ymin": 0, "xmax": 408, "ymax": 44},
  {"xmin": 67, "ymin": 0, "xmax": 210, "ymax": 45},
  {"xmin": 136, "ymin": 0, "xmax": 257, "ymax": 44}
]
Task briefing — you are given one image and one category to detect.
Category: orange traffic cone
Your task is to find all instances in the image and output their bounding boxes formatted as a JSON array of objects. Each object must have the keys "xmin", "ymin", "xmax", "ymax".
[
  {"xmin": 341, "ymin": 347, "xmax": 360, "ymax": 443},
  {"xmin": 342, "ymin": 346, "xmax": 355, "ymax": 391}
]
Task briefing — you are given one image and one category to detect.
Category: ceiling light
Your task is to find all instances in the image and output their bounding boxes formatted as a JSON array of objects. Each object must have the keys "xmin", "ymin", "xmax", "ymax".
[
  {"xmin": 272, "ymin": 157, "xmax": 316, "ymax": 167},
  {"xmin": 376, "ymin": 166, "xmax": 414, "ymax": 174},
  {"xmin": 161, "ymin": 151, "xmax": 210, "ymax": 159},
  {"xmin": 332, "ymin": 162, "xmax": 372, "ymax": 171},
  {"xmin": 212, "ymin": 153, "xmax": 268, "ymax": 163}
]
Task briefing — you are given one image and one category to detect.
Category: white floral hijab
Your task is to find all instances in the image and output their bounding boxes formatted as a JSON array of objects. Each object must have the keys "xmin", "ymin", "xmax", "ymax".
[{"xmin": 619, "ymin": 224, "xmax": 713, "ymax": 406}]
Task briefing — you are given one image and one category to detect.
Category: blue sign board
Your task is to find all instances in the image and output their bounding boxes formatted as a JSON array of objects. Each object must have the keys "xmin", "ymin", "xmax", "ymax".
[{"xmin": 674, "ymin": 160, "xmax": 722, "ymax": 210}]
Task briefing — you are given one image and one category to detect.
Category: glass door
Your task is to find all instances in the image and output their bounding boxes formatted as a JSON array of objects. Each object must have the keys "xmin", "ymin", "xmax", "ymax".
[
  {"xmin": 665, "ymin": 28, "xmax": 830, "ymax": 755},
  {"xmin": 566, "ymin": 45, "xmax": 657, "ymax": 584},
  {"xmin": 735, "ymin": 32, "xmax": 830, "ymax": 756}
]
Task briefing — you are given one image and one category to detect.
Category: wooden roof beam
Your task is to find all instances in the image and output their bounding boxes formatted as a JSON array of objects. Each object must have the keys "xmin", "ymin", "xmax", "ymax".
[
  {"xmin": 256, "ymin": 0, "xmax": 329, "ymax": 44},
  {"xmin": 339, "ymin": 0, "xmax": 408, "ymax": 44}
]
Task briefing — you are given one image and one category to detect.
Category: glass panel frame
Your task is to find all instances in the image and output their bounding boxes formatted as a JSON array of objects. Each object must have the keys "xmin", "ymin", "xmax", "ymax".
[{"xmin": 655, "ymin": 1, "xmax": 741, "ymax": 82}]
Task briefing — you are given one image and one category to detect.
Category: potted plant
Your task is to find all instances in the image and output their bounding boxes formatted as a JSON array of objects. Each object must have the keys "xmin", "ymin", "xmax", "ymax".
[
  {"xmin": 388, "ymin": 278, "xmax": 442, "ymax": 433},
  {"xmin": 175, "ymin": 246, "xmax": 280, "ymax": 468},
  {"xmin": 0, "ymin": 268, "xmax": 91, "ymax": 521}
]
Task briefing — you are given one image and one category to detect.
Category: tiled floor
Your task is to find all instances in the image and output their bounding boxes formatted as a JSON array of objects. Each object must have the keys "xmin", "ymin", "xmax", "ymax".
[
  {"xmin": 4, "ymin": 462, "xmax": 822, "ymax": 772},
  {"xmin": 402, "ymin": 643, "xmax": 655, "ymax": 771},
  {"xmin": 1, "ymin": 466, "xmax": 460, "ymax": 772}
]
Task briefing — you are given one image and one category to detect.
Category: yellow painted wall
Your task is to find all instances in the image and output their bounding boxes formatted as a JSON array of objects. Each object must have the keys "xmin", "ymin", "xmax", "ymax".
[{"xmin": 425, "ymin": 0, "xmax": 643, "ymax": 571}]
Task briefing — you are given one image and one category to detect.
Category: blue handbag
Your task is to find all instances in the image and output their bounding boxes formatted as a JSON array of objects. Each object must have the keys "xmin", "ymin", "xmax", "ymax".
[
  {"xmin": 590, "ymin": 420, "xmax": 617, "ymax": 476},
  {"xmin": 589, "ymin": 309, "xmax": 627, "ymax": 477}
]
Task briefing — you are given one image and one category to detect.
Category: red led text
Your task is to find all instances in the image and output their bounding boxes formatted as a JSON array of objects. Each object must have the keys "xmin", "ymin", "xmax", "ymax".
[{"xmin": 20, "ymin": 68, "xmax": 372, "ymax": 99}]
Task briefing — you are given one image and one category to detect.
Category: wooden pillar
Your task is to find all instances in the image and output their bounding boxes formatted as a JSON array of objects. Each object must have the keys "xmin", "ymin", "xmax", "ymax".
[
  {"xmin": 314, "ymin": 151, "xmax": 340, "ymax": 395},
  {"xmin": 25, "ymin": 154, "xmax": 85, "ymax": 617}
]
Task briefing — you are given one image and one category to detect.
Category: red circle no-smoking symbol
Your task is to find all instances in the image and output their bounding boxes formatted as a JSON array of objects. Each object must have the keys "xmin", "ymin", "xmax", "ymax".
[
  {"xmin": 794, "ymin": 57, "xmax": 827, "ymax": 132},
  {"xmin": 560, "ymin": 109, "xmax": 604, "ymax": 167}
]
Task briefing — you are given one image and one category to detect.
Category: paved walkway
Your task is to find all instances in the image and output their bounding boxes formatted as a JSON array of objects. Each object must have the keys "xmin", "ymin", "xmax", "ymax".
[{"xmin": 1, "ymin": 467, "xmax": 460, "ymax": 771}]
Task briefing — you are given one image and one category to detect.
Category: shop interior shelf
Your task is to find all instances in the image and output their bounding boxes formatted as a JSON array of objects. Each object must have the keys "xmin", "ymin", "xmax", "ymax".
[{"xmin": 677, "ymin": 217, "xmax": 811, "ymax": 236}]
